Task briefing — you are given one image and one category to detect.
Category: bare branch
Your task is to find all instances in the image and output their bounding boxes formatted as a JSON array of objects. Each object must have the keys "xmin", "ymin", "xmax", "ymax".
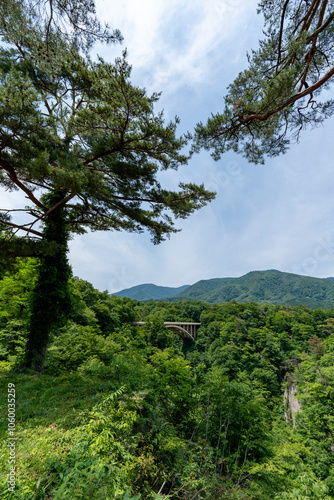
[
  {"xmin": 46, "ymin": 0, "xmax": 54, "ymax": 47},
  {"xmin": 276, "ymin": 0, "xmax": 291, "ymax": 73},
  {"xmin": 0, "ymin": 219, "xmax": 43, "ymax": 237}
]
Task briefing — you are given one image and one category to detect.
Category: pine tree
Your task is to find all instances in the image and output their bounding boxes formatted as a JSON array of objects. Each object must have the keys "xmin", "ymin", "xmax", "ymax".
[
  {"xmin": 193, "ymin": 0, "xmax": 334, "ymax": 163},
  {"xmin": 0, "ymin": 0, "xmax": 215, "ymax": 369}
]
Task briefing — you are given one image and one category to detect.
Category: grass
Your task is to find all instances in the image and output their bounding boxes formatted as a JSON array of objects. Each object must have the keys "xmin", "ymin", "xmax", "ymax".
[{"xmin": 0, "ymin": 367, "xmax": 124, "ymax": 499}]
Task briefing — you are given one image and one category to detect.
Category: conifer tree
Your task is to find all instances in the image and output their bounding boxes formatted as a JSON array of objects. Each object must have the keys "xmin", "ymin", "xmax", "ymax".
[
  {"xmin": 193, "ymin": 0, "xmax": 334, "ymax": 163},
  {"xmin": 0, "ymin": 0, "xmax": 215, "ymax": 369}
]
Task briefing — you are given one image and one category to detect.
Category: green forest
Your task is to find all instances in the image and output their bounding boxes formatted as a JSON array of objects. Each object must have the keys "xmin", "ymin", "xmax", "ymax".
[{"xmin": 1, "ymin": 258, "xmax": 334, "ymax": 499}]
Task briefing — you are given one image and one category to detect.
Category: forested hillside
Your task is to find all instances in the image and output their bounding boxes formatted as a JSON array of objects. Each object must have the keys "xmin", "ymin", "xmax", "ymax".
[
  {"xmin": 115, "ymin": 270, "xmax": 334, "ymax": 308},
  {"xmin": 114, "ymin": 284, "xmax": 190, "ymax": 301},
  {"xmin": 1, "ymin": 259, "xmax": 334, "ymax": 499},
  {"xmin": 173, "ymin": 270, "xmax": 334, "ymax": 307}
]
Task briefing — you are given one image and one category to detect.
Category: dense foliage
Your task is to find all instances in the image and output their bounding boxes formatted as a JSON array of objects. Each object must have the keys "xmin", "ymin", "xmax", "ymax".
[{"xmin": 1, "ymin": 260, "xmax": 334, "ymax": 498}]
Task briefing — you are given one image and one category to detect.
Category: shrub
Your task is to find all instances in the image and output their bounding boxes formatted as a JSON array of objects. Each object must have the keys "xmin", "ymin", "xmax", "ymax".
[{"xmin": 44, "ymin": 323, "xmax": 121, "ymax": 374}]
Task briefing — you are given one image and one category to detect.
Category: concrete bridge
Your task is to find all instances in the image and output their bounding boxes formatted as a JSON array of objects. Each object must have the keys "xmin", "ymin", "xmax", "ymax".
[{"xmin": 134, "ymin": 322, "xmax": 201, "ymax": 341}]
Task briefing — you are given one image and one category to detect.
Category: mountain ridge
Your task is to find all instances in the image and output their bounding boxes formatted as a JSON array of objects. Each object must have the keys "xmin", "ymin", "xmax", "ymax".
[
  {"xmin": 113, "ymin": 270, "xmax": 334, "ymax": 309},
  {"xmin": 113, "ymin": 283, "xmax": 190, "ymax": 301}
]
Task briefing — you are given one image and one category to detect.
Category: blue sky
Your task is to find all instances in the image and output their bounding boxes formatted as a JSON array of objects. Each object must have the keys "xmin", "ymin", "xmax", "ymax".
[{"xmin": 3, "ymin": 0, "xmax": 334, "ymax": 292}]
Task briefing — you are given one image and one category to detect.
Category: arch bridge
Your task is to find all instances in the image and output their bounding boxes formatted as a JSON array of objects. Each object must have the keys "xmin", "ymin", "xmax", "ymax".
[{"xmin": 134, "ymin": 322, "xmax": 200, "ymax": 341}]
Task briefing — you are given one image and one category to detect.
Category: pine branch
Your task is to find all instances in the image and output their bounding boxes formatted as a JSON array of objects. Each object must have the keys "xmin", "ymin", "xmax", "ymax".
[
  {"xmin": 306, "ymin": 9, "xmax": 334, "ymax": 42},
  {"xmin": 0, "ymin": 159, "xmax": 47, "ymax": 211},
  {"xmin": 0, "ymin": 219, "xmax": 43, "ymax": 237},
  {"xmin": 238, "ymin": 64, "xmax": 334, "ymax": 125}
]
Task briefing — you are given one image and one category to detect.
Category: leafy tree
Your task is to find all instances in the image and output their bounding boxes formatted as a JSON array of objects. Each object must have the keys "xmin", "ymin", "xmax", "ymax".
[
  {"xmin": 0, "ymin": 258, "xmax": 37, "ymax": 360},
  {"xmin": 193, "ymin": 0, "xmax": 334, "ymax": 163},
  {"xmin": 0, "ymin": 1, "xmax": 214, "ymax": 369}
]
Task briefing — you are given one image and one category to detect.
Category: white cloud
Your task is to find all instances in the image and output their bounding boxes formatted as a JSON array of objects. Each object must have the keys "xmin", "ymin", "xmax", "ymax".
[
  {"xmin": 69, "ymin": 231, "xmax": 152, "ymax": 292},
  {"xmin": 96, "ymin": 0, "xmax": 259, "ymax": 94}
]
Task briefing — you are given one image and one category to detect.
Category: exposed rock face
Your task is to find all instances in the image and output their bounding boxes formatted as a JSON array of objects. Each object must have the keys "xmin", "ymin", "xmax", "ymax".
[{"xmin": 284, "ymin": 381, "xmax": 301, "ymax": 426}]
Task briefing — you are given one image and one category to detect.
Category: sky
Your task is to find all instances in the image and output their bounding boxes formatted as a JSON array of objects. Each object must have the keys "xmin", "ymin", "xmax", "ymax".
[{"xmin": 3, "ymin": 0, "xmax": 334, "ymax": 292}]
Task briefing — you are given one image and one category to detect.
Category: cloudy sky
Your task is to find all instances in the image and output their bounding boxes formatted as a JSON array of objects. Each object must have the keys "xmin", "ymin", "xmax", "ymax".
[{"xmin": 3, "ymin": 0, "xmax": 334, "ymax": 292}]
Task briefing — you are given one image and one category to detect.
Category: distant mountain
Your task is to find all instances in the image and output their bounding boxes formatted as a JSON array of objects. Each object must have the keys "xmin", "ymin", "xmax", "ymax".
[
  {"xmin": 114, "ymin": 270, "xmax": 334, "ymax": 308},
  {"xmin": 113, "ymin": 283, "xmax": 190, "ymax": 301},
  {"xmin": 172, "ymin": 277, "xmax": 236, "ymax": 300},
  {"xmin": 172, "ymin": 270, "xmax": 334, "ymax": 308}
]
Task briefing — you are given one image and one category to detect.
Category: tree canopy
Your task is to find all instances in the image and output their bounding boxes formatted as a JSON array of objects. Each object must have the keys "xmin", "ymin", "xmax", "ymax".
[
  {"xmin": 1, "ymin": 0, "xmax": 122, "ymax": 51},
  {"xmin": 0, "ymin": 0, "xmax": 214, "ymax": 249},
  {"xmin": 193, "ymin": 0, "xmax": 334, "ymax": 163}
]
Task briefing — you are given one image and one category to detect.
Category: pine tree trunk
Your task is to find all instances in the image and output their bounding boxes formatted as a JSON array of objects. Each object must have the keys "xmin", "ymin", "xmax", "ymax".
[{"xmin": 24, "ymin": 193, "xmax": 72, "ymax": 371}]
